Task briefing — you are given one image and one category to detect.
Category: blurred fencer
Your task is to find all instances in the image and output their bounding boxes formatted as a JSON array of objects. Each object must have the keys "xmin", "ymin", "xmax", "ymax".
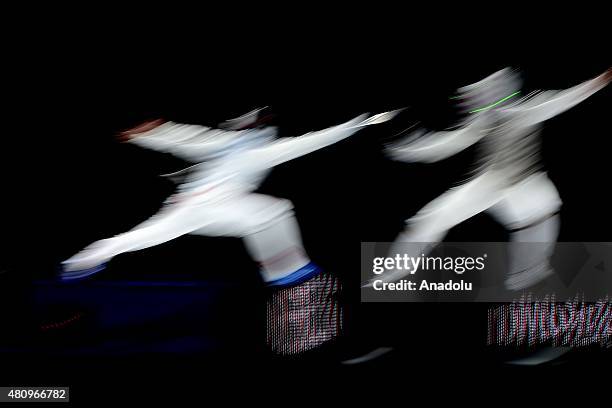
[
  {"xmin": 375, "ymin": 68, "xmax": 611, "ymax": 290},
  {"xmin": 61, "ymin": 107, "xmax": 399, "ymax": 355}
]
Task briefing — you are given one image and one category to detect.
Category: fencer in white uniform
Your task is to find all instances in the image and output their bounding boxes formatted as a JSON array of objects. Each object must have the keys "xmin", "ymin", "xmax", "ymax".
[
  {"xmin": 61, "ymin": 108, "xmax": 399, "ymax": 354},
  {"xmin": 376, "ymin": 68, "xmax": 610, "ymax": 290}
]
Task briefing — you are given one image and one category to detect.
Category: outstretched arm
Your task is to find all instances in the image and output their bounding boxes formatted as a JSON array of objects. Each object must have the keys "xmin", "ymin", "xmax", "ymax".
[
  {"xmin": 241, "ymin": 111, "xmax": 400, "ymax": 170},
  {"xmin": 500, "ymin": 69, "xmax": 611, "ymax": 128},
  {"xmin": 120, "ymin": 119, "xmax": 266, "ymax": 162},
  {"xmin": 386, "ymin": 121, "xmax": 485, "ymax": 163}
]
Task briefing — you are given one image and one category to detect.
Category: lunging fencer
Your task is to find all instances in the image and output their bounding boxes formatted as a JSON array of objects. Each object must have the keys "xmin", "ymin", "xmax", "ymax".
[
  {"xmin": 373, "ymin": 68, "xmax": 611, "ymax": 290},
  {"xmin": 61, "ymin": 108, "xmax": 400, "ymax": 355}
]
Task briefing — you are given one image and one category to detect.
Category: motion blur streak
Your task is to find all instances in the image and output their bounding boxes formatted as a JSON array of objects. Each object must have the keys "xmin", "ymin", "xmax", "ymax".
[
  {"xmin": 59, "ymin": 108, "xmax": 400, "ymax": 355},
  {"xmin": 378, "ymin": 68, "xmax": 611, "ymax": 290},
  {"xmin": 488, "ymin": 296, "xmax": 612, "ymax": 347}
]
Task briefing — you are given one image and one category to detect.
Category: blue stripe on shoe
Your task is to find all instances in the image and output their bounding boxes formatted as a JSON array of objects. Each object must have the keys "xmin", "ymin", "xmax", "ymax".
[
  {"xmin": 59, "ymin": 263, "xmax": 108, "ymax": 281},
  {"xmin": 266, "ymin": 262, "xmax": 322, "ymax": 287}
]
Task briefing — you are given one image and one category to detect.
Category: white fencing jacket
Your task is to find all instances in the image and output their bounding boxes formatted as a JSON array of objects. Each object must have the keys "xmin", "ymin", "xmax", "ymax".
[{"xmin": 388, "ymin": 73, "xmax": 608, "ymax": 186}]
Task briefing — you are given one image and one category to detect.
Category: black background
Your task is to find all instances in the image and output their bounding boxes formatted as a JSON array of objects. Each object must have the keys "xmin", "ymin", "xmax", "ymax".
[{"xmin": 2, "ymin": 12, "xmax": 611, "ymax": 401}]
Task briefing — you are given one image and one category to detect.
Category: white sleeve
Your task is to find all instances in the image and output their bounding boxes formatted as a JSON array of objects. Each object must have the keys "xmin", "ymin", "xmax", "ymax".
[
  {"xmin": 238, "ymin": 114, "xmax": 369, "ymax": 170},
  {"xmin": 386, "ymin": 122, "xmax": 484, "ymax": 163},
  {"xmin": 127, "ymin": 121, "xmax": 246, "ymax": 162},
  {"xmin": 500, "ymin": 73, "xmax": 609, "ymax": 128}
]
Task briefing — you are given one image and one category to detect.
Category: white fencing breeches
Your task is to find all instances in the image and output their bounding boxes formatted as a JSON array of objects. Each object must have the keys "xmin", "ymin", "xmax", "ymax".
[
  {"xmin": 62, "ymin": 192, "xmax": 311, "ymax": 283},
  {"xmin": 61, "ymin": 189, "xmax": 340, "ymax": 355},
  {"xmin": 385, "ymin": 171, "xmax": 562, "ymax": 288}
]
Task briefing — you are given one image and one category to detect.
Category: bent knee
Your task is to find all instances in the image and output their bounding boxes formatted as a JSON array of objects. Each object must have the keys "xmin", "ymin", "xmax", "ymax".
[{"xmin": 237, "ymin": 198, "xmax": 295, "ymax": 236}]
